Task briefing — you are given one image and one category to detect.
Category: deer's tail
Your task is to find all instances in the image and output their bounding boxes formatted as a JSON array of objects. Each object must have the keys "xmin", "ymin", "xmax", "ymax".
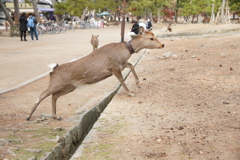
[{"xmin": 48, "ymin": 63, "xmax": 58, "ymax": 72}]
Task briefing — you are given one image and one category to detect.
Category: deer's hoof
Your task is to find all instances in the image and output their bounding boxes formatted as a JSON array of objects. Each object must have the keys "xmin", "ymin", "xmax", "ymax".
[
  {"xmin": 26, "ymin": 117, "xmax": 30, "ymax": 121},
  {"xmin": 53, "ymin": 115, "xmax": 62, "ymax": 121},
  {"xmin": 136, "ymin": 82, "xmax": 141, "ymax": 88},
  {"xmin": 128, "ymin": 93, "xmax": 136, "ymax": 97}
]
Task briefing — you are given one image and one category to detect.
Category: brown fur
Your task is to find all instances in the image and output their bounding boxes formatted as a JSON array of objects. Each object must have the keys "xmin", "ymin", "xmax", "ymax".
[
  {"xmin": 26, "ymin": 28, "xmax": 164, "ymax": 121},
  {"xmin": 91, "ymin": 35, "xmax": 99, "ymax": 51}
]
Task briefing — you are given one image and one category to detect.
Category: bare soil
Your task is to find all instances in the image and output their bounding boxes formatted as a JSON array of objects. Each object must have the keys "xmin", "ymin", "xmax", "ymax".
[
  {"xmin": 0, "ymin": 23, "xmax": 240, "ymax": 160},
  {"xmin": 77, "ymin": 27, "xmax": 240, "ymax": 160}
]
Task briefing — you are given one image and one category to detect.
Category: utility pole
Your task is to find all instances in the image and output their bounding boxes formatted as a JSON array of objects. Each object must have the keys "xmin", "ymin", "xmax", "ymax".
[
  {"xmin": 13, "ymin": 0, "xmax": 20, "ymax": 25},
  {"xmin": 120, "ymin": 0, "xmax": 126, "ymax": 42}
]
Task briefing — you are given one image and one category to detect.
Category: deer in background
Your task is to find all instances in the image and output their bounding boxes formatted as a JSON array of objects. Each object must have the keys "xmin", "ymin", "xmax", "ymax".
[
  {"xmin": 91, "ymin": 35, "xmax": 99, "ymax": 51},
  {"xmin": 27, "ymin": 27, "xmax": 165, "ymax": 121}
]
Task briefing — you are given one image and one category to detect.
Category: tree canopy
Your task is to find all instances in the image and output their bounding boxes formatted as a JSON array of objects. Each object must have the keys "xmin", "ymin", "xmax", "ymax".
[{"xmin": 53, "ymin": 0, "xmax": 239, "ymax": 19}]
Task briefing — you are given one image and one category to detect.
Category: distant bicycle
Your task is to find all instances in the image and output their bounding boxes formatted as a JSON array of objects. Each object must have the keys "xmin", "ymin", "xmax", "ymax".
[
  {"xmin": 58, "ymin": 21, "xmax": 67, "ymax": 33},
  {"xmin": 67, "ymin": 21, "xmax": 75, "ymax": 31},
  {"xmin": 79, "ymin": 21, "xmax": 96, "ymax": 29},
  {"xmin": 37, "ymin": 22, "xmax": 61, "ymax": 35}
]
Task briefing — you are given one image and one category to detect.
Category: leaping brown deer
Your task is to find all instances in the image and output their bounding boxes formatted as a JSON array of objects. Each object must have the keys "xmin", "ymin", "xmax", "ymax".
[{"xmin": 27, "ymin": 27, "xmax": 164, "ymax": 121}]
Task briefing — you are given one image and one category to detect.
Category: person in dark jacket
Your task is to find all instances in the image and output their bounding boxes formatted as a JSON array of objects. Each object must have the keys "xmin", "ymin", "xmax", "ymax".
[
  {"xmin": 131, "ymin": 20, "xmax": 139, "ymax": 34},
  {"xmin": 19, "ymin": 12, "xmax": 28, "ymax": 41},
  {"xmin": 147, "ymin": 19, "xmax": 152, "ymax": 31},
  {"xmin": 29, "ymin": 13, "xmax": 39, "ymax": 42},
  {"xmin": 127, "ymin": 20, "xmax": 139, "ymax": 40}
]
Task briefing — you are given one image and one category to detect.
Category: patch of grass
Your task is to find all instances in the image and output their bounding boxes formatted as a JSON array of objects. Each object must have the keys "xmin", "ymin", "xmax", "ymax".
[
  {"xmin": 79, "ymin": 143, "xmax": 114, "ymax": 160},
  {"xmin": 96, "ymin": 122, "xmax": 127, "ymax": 133},
  {"xmin": 10, "ymin": 140, "xmax": 22, "ymax": 145},
  {"xmin": 13, "ymin": 149, "xmax": 36, "ymax": 160},
  {"xmin": 32, "ymin": 141, "xmax": 56, "ymax": 151},
  {"xmin": 113, "ymin": 123, "xmax": 126, "ymax": 129},
  {"xmin": 22, "ymin": 127, "xmax": 66, "ymax": 139},
  {"xmin": 13, "ymin": 141, "xmax": 56, "ymax": 160},
  {"xmin": 78, "ymin": 122, "xmax": 127, "ymax": 160},
  {"xmin": 8, "ymin": 126, "xmax": 66, "ymax": 159},
  {"xmin": 7, "ymin": 132, "xmax": 20, "ymax": 139},
  {"xmin": 98, "ymin": 117, "xmax": 107, "ymax": 122}
]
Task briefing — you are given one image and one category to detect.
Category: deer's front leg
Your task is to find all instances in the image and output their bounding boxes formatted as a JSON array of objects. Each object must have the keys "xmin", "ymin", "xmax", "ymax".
[
  {"xmin": 126, "ymin": 62, "xmax": 140, "ymax": 88},
  {"xmin": 112, "ymin": 69, "xmax": 136, "ymax": 97}
]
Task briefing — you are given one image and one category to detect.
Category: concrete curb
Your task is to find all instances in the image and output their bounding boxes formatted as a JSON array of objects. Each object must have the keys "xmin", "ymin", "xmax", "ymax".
[
  {"xmin": 0, "ymin": 72, "xmax": 49, "ymax": 95},
  {"xmin": 157, "ymin": 27, "xmax": 240, "ymax": 38},
  {"xmin": 44, "ymin": 49, "xmax": 147, "ymax": 160}
]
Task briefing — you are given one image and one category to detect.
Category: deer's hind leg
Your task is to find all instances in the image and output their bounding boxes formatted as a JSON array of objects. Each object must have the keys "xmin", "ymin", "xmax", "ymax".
[
  {"xmin": 27, "ymin": 90, "xmax": 52, "ymax": 121},
  {"xmin": 51, "ymin": 85, "xmax": 76, "ymax": 120}
]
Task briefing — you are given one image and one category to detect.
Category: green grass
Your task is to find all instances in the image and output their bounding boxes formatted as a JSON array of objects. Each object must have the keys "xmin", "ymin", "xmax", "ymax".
[
  {"xmin": 21, "ymin": 127, "xmax": 66, "ymax": 139},
  {"xmin": 79, "ymin": 122, "xmax": 127, "ymax": 160},
  {"xmin": 13, "ymin": 141, "xmax": 56, "ymax": 160},
  {"xmin": 79, "ymin": 143, "xmax": 114, "ymax": 160},
  {"xmin": 7, "ymin": 126, "xmax": 66, "ymax": 160}
]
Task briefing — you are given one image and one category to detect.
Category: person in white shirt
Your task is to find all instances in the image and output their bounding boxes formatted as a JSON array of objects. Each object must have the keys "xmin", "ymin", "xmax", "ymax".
[{"xmin": 138, "ymin": 19, "xmax": 147, "ymax": 30}]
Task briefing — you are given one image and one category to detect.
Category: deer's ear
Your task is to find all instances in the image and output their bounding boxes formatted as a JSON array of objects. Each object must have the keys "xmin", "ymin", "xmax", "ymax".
[{"xmin": 138, "ymin": 27, "xmax": 145, "ymax": 35}]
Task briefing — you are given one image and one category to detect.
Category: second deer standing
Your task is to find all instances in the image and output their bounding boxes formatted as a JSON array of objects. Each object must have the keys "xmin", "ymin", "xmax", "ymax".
[{"xmin": 91, "ymin": 35, "xmax": 99, "ymax": 51}]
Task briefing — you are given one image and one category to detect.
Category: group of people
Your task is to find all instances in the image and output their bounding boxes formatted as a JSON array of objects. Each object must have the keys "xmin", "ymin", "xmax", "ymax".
[
  {"xmin": 19, "ymin": 12, "xmax": 39, "ymax": 42},
  {"xmin": 128, "ymin": 18, "xmax": 153, "ymax": 40}
]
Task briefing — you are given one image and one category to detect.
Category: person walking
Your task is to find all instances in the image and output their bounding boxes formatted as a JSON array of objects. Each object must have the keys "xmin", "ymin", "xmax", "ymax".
[
  {"xmin": 28, "ymin": 13, "xmax": 39, "ymax": 42},
  {"xmin": 19, "ymin": 12, "xmax": 28, "ymax": 41}
]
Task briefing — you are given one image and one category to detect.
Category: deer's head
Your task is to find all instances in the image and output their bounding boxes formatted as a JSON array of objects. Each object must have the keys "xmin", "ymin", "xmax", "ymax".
[{"xmin": 132, "ymin": 27, "xmax": 165, "ymax": 51}]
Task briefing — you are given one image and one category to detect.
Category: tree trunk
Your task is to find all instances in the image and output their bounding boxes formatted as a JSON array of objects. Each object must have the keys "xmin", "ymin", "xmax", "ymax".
[
  {"xmin": 175, "ymin": 0, "xmax": 181, "ymax": 23},
  {"xmin": 157, "ymin": 8, "xmax": 161, "ymax": 24},
  {"xmin": 191, "ymin": 15, "xmax": 195, "ymax": 23},
  {"xmin": 31, "ymin": 0, "xmax": 40, "ymax": 22},
  {"xmin": 150, "ymin": 11, "xmax": 152, "ymax": 22},
  {"xmin": 51, "ymin": 0, "xmax": 60, "ymax": 23},
  {"xmin": 0, "ymin": 0, "xmax": 14, "ymax": 25},
  {"xmin": 13, "ymin": 0, "xmax": 20, "ymax": 24},
  {"xmin": 210, "ymin": 4, "xmax": 215, "ymax": 24},
  {"xmin": 81, "ymin": 8, "xmax": 87, "ymax": 21},
  {"xmin": 220, "ymin": 0, "xmax": 226, "ymax": 23}
]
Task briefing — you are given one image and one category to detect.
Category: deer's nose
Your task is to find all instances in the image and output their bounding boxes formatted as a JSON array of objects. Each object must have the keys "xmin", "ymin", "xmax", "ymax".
[{"xmin": 162, "ymin": 44, "xmax": 165, "ymax": 48}]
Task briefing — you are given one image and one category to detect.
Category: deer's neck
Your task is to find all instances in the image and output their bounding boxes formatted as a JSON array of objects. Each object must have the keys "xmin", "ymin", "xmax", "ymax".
[
  {"xmin": 129, "ymin": 38, "xmax": 145, "ymax": 53},
  {"xmin": 126, "ymin": 41, "xmax": 135, "ymax": 54}
]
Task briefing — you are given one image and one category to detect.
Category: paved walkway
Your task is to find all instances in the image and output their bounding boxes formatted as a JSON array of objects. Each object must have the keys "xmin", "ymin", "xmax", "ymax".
[
  {"xmin": 0, "ymin": 24, "xmax": 133, "ymax": 93},
  {"xmin": 1, "ymin": 23, "xmax": 239, "ymax": 94}
]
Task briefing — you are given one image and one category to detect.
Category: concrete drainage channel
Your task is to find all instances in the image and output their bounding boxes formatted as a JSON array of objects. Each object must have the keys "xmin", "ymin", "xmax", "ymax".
[{"xmin": 43, "ymin": 49, "xmax": 147, "ymax": 160}]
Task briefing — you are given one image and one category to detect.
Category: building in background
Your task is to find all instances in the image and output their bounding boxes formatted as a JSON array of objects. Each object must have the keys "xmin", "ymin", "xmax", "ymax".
[{"xmin": 0, "ymin": 0, "xmax": 54, "ymax": 25}]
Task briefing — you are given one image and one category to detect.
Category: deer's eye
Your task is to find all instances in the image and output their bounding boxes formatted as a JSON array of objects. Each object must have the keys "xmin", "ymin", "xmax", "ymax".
[{"xmin": 150, "ymin": 38, "xmax": 154, "ymax": 40}]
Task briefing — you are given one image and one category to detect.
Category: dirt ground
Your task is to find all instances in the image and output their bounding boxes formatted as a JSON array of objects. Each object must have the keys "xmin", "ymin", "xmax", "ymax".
[
  {"xmin": 0, "ymin": 23, "xmax": 240, "ymax": 160},
  {"xmin": 77, "ymin": 27, "xmax": 240, "ymax": 160}
]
